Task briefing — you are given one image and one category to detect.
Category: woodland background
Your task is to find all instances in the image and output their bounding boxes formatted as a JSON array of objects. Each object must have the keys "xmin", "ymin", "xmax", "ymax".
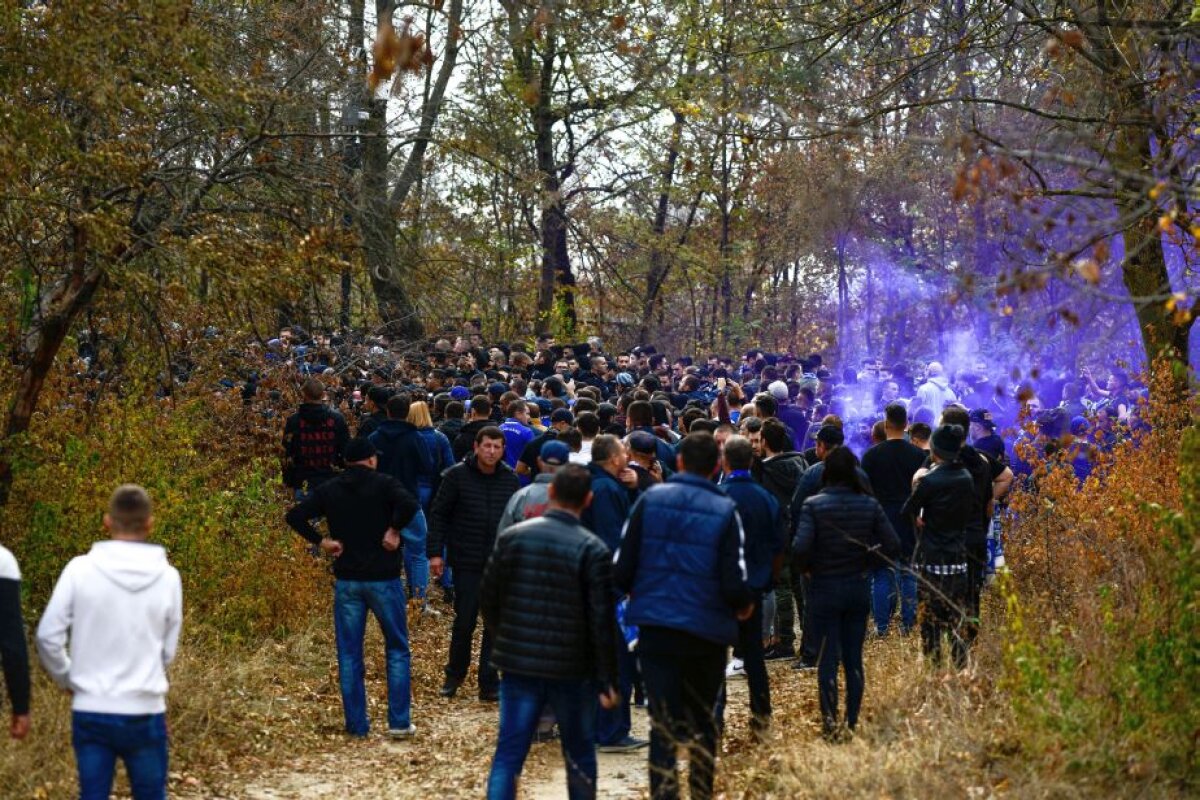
[{"xmin": 0, "ymin": 1, "xmax": 1197, "ymax": 797}]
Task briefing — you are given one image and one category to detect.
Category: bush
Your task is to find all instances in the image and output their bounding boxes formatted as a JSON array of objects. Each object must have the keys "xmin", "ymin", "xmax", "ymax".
[
  {"xmin": 1000, "ymin": 367, "xmax": 1199, "ymax": 784},
  {"xmin": 1, "ymin": 380, "xmax": 326, "ymax": 641}
]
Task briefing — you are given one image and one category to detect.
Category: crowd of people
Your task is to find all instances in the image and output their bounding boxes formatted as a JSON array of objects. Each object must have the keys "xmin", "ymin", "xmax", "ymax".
[
  {"xmin": 263, "ymin": 327, "xmax": 1142, "ymax": 799},
  {"xmin": 1, "ymin": 324, "xmax": 1148, "ymax": 800}
]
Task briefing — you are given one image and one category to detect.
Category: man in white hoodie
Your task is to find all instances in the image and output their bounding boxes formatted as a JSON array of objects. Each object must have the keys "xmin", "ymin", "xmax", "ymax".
[
  {"xmin": 911, "ymin": 362, "xmax": 958, "ymax": 418},
  {"xmin": 37, "ymin": 485, "xmax": 182, "ymax": 800}
]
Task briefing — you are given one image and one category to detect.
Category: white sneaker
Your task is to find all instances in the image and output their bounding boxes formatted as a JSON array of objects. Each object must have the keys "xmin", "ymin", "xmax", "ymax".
[
  {"xmin": 386, "ymin": 724, "xmax": 417, "ymax": 739},
  {"xmin": 725, "ymin": 658, "xmax": 746, "ymax": 678}
]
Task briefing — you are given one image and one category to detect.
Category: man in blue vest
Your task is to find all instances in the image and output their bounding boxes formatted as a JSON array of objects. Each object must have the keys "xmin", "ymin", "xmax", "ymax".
[{"xmin": 614, "ymin": 431, "xmax": 753, "ymax": 800}]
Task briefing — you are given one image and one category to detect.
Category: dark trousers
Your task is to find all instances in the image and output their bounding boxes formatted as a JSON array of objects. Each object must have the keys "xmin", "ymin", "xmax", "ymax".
[
  {"xmin": 639, "ymin": 642, "xmax": 725, "ymax": 800},
  {"xmin": 964, "ymin": 539, "xmax": 988, "ymax": 644},
  {"xmin": 918, "ymin": 570, "xmax": 969, "ymax": 669},
  {"xmin": 808, "ymin": 574, "xmax": 870, "ymax": 734},
  {"xmin": 596, "ymin": 634, "xmax": 635, "ymax": 745},
  {"xmin": 718, "ymin": 592, "xmax": 770, "ymax": 727},
  {"xmin": 773, "ymin": 565, "xmax": 797, "ymax": 648},
  {"xmin": 445, "ymin": 570, "xmax": 498, "ymax": 693},
  {"xmin": 797, "ymin": 574, "xmax": 819, "ymax": 663}
]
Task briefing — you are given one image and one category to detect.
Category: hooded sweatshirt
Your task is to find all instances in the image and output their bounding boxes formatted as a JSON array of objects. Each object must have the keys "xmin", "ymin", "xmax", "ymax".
[
  {"xmin": 914, "ymin": 377, "xmax": 958, "ymax": 417},
  {"xmin": 36, "ymin": 540, "xmax": 182, "ymax": 714}
]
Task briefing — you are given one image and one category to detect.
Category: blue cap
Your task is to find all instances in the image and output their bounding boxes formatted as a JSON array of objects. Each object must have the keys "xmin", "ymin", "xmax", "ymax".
[
  {"xmin": 616, "ymin": 372, "xmax": 635, "ymax": 386},
  {"xmin": 540, "ymin": 440, "xmax": 571, "ymax": 465},
  {"xmin": 488, "ymin": 382, "xmax": 508, "ymax": 395},
  {"xmin": 449, "ymin": 386, "xmax": 470, "ymax": 401}
]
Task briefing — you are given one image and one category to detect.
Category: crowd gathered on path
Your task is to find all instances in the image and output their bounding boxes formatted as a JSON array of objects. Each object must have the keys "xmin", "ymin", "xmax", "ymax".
[{"xmin": 0, "ymin": 325, "xmax": 1148, "ymax": 799}]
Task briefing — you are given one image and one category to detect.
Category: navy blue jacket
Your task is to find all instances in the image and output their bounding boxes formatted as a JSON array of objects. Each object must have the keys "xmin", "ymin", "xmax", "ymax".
[
  {"xmin": 581, "ymin": 463, "xmax": 633, "ymax": 552},
  {"xmin": 720, "ymin": 475, "xmax": 783, "ymax": 591},
  {"xmin": 369, "ymin": 419, "xmax": 426, "ymax": 496},
  {"xmin": 613, "ymin": 472, "xmax": 752, "ymax": 646}
]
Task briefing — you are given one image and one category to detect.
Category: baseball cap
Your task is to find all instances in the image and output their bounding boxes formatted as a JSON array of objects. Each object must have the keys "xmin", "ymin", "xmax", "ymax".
[
  {"xmin": 628, "ymin": 431, "xmax": 658, "ymax": 455},
  {"xmin": 767, "ymin": 380, "xmax": 789, "ymax": 401},
  {"xmin": 968, "ymin": 408, "xmax": 996, "ymax": 430},
  {"xmin": 449, "ymin": 386, "xmax": 470, "ymax": 401},
  {"xmin": 616, "ymin": 372, "xmax": 635, "ymax": 387},
  {"xmin": 539, "ymin": 440, "xmax": 570, "ymax": 466}
]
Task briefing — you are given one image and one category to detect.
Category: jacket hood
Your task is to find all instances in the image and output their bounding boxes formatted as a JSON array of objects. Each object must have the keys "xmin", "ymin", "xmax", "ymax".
[
  {"xmin": 87, "ymin": 540, "xmax": 171, "ymax": 593},
  {"xmin": 374, "ymin": 419, "xmax": 418, "ymax": 440},
  {"xmin": 761, "ymin": 452, "xmax": 804, "ymax": 475},
  {"xmin": 927, "ymin": 377, "xmax": 950, "ymax": 390}
]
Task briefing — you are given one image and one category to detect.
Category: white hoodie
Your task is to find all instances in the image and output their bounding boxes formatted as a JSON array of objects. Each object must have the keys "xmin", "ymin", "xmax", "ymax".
[{"xmin": 36, "ymin": 540, "xmax": 182, "ymax": 714}]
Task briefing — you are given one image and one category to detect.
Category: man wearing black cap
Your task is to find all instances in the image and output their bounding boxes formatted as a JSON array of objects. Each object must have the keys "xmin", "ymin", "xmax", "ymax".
[
  {"xmin": 285, "ymin": 438, "xmax": 421, "ymax": 737},
  {"xmin": 516, "ymin": 408, "xmax": 574, "ymax": 479},
  {"xmin": 901, "ymin": 425, "xmax": 976, "ymax": 669},
  {"xmin": 969, "ymin": 408, "xmax": 1006, "ymax": 464}
]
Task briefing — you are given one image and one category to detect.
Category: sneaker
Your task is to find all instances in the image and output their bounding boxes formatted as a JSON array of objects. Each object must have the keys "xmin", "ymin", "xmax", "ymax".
[
  {"xmin": 598, "ymin": 736, "xmax": 649, "ymax": 753},
  {"xmin": 763, "ymin": 643, "xmax": 795, "ymax": 661},
  {"xmin": 533, "ymin": 726, "xmax": 559, "ymax": 743},
  {"xmin": 386, "ymin": 724, "xmax": 417, "ymax": 739},
  {"xmin": 479, "ymin": 688, "xmax": 499, "ymax": 702},
  {"xmin": 792, "ymin": 659, "xmax": 818, "ymax": 671},
  {"xmin": 725, "ymin": 658, "xmax": 746, "ymax": 678},
  {"xmin": 439, "ymin": 679, "xmax": 461, "ymax": 698}
]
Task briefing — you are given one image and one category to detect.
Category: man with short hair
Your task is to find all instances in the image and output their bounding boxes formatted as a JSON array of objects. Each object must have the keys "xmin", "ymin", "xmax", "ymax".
[
  {"xmin": 756, "ymin": 419, "xmax": 807, "ymax": 661},
  {"xmin": 718, "ymin": 435, "xmax": 782, "ymax": 734},
  {"xmin": 582, "ymin": 434, "xmax": 645, "ymax": 753},
  {"xmin": 614, "ymin": 432, "xmax": 753, "ymax": 800},
  {"xmin": 282, "ymin": 377, "xmax": 350, "ymax": 495},
  {"xmin": 38, "ymin": 486, "xmax": 184, "ymax": 799},
  {"xmin": 517, "ymin": 408, "xmax": 574, "ymax": 478},
  {"xmin": 286, "ymin": 437, "xmax": 420, "ymax": 736},
  {"xmin": 428, "ymin": 427, "xmax": 521, "ymax": 701},
  {"xmin": 500, "ymin": 399, "xmax": 536, "ymax": 473},
  {"xmin": 860, "ymin": 403, "xmax": 927, "ymax": 635},
  {"xmin": 357, "ymin": 385, "xmax": 392, "ymax": 438},
  {"xmin": 482, "ymin": 465, "xmax": 619, "ymax": 800}
]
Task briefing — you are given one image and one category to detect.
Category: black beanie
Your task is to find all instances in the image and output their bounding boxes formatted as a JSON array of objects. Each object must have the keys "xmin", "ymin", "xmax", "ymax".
[
  {"xmin": 345, "ymin": 437, "xmax": 377, "ymax": 463},
  {"xmin": 931, "ymin": 424, "xmax": 965, "ymax": 461}
]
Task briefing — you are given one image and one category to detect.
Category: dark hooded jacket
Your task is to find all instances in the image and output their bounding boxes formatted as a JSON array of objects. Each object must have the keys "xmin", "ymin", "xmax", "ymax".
[
  {"xmin": 285, "ymin": 465, "xmax": 419, "ymax": 581},
  {"xmin": 282, "ymin": 403, "xmax": 349, "ymax": 489},
  {"xmin": 756, "ymin": 451, "xmax": 807, "ymax": 530},
  {"xmin": 369, "ymin": 419, "xmax": 426, "ymax": 496},
  {"xmin": 452, "ymin": 419, "xmax": 494, "ymax": 462}
]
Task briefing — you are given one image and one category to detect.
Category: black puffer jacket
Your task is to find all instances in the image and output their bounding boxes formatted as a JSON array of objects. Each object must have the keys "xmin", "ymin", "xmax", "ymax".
[
  {"xmin": 480, "ymin": 509, "xmax": 617, "ymax": 685},
  {"xmin": 792, "ymin": 487, "xmax": 900, "ymax": 576},
  {"xmin": 757, "ymin": 451, "xmax": 807, "ymax": 527},
  {"xmin": 426, "ymin": 456, "xmax": 520, "ymax": 571},
  {"xmin": 901, "ymin": 461, "xmax": 976, "ymax": 565}
]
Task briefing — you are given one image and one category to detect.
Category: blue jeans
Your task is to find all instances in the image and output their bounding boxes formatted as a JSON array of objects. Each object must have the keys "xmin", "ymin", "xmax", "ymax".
[
  {"xmin": 870, "ymin": 566, "xmax": 917, "ymax": 634},
  {"xmin": 334, "ymin": 579, "xmax": 412, "ymax": 734},
  {"xmin": 73, "ymin": 711, "xmax": 168, "ymax": 800},
  {"xmin": 402, "ymin": 509, "xmax": 430, "ymax": 600},
  {"xmin": 487, "ymin": 672, "xmax": 598, "ymax": 800}
]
